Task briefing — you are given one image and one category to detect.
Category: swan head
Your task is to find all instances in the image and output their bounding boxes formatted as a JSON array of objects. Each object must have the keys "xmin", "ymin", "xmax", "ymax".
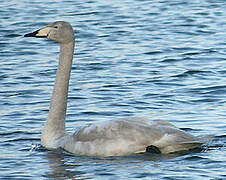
[{"xmin": 24, "ymin": 21, "xmax": 75, "ymax": 44}]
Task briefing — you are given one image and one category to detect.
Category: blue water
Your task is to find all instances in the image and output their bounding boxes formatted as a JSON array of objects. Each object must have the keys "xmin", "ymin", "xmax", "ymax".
[{"xmin": 1, "ymin": 0, "xmax": 226, "ymax": 179}]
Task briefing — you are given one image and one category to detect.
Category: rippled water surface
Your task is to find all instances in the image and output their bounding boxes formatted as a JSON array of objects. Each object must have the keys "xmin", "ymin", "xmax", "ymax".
[{"xmin": 1, "ymin": 0, "xmax": 226, "ymax": 179}]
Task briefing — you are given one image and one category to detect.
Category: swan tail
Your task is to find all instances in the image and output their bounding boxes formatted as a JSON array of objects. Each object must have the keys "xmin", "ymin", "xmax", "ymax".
[{"xmin": 159, "ymin": 141, "xmax": 203, "ymax": 154}]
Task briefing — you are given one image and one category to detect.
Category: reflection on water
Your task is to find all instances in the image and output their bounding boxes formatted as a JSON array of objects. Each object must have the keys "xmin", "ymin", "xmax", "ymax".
[
  {"xmin": 44, "ymin": 151, "xmax": 84, "ymax": 179},
  {"xmin": 43, "ymin": 150, "xmax": 186, "ymax": 179}
]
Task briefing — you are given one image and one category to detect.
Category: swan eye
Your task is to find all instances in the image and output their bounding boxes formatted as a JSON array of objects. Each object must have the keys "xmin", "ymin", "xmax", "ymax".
[{"xmin": 53, "ymin": 25, "xmax": 58, "ymax": 29}]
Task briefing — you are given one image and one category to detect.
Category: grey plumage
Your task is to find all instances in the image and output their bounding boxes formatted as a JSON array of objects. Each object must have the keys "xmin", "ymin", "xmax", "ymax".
[{"xmin": 25, "ymin": 21, "xmax": 203, "ymax": 157}]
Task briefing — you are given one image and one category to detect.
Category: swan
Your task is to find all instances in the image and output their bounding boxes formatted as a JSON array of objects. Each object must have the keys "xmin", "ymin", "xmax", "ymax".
[{"xmin": 24, "ymin": 21, "xmax": 202, "ymax": 157}]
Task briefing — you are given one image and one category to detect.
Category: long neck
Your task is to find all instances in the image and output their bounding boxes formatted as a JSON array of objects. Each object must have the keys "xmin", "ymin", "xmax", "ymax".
[{"xmin": 42, "ymin": 41, "xmax": 74, "ymax": 146}]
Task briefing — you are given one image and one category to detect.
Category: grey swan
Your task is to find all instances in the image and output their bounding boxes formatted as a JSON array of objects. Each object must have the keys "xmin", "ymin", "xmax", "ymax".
[{"xmin": 24, "ymin": 21, "xmax": 202, "ymax": 157}]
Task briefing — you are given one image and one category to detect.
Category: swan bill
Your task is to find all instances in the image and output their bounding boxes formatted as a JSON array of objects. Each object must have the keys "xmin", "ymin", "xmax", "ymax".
[{"xmin": 24, "ymin": 27, "xmax": 51, "ymax": 38}]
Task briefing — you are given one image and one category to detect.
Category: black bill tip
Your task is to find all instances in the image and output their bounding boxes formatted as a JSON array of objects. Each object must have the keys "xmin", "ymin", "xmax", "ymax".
[{"xmin": 24, "ymin": 30, "xmax": 38, "ymax": 37}]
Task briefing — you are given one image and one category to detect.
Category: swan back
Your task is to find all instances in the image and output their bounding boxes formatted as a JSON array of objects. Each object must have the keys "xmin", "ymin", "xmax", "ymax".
[{"xmin": 62, "ymin": 118, "xmax": 202, "ymax": 156}]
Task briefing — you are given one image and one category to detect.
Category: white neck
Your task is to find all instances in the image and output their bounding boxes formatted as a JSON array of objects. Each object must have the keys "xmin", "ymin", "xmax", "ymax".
[{"xmin": 41, "ymin": 41, "xmax": 75, "ymax": 148}]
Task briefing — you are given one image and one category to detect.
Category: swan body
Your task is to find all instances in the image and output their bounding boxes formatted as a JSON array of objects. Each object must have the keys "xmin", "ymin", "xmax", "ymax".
[{"xmin": 25, "ymin": 21, "xmax": 202, "ymax": 157}]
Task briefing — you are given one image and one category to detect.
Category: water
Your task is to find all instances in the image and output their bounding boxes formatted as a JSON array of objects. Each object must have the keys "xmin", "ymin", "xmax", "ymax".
[{"xmin": 1, "ymin": 0, "xmax": 226, "ymax": 179}]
